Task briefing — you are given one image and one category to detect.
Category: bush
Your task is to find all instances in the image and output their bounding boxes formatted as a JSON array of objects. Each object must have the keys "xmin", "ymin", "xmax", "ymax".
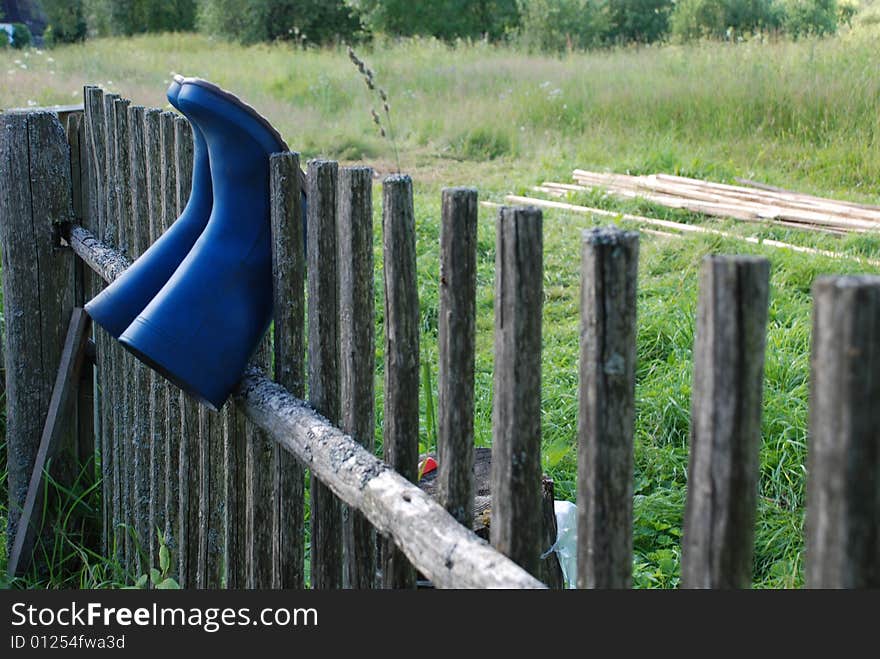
[
  {"xmin": 350, "ymin": 0, "xmax": 520, "ymax": 41},
  {"xmin": 85, "ymin": 0, "xmax": 197, "ymax": 36},
  {"xmin": 669, "ymin": 0, "xmax": 784, "ymax": 40},
  {"xmin": 11, "ymin": 22, "xmax": 32, "ymax": 49},
  {"xmin": 516, "ymin": 0, "xmax": 611, "ymax": 52},
  {"xmin": 199, "ymin": 0, "xmax": 362, "ymax": 45},
  {"xmin": 778, "ymin": 0, "xmax": 838, "ymax": 36},
  {"xmin": 607, "ymin": 0, "xmax": 674, "ymax": 44},
  {"xmin": 43, "ymin": 0, "xmax": 88, "ymax": 44}
]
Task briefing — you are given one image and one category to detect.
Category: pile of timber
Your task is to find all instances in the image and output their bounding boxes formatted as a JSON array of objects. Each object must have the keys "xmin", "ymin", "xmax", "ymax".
[
  {"xmin": 533, "ymin": 171, "xmax": 880, "ymax": 235},
  {"xmin": 483, "ymin": 196, "xmax": 880, "ymax": 268}
]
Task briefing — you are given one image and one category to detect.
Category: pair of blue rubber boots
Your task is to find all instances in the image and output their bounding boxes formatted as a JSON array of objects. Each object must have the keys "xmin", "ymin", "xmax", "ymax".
[{"xmin": 86, "ymin": 76, "xmax": 303, "ymax": 411}]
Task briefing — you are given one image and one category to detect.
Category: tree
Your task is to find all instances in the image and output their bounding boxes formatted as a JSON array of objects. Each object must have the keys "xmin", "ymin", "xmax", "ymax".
[
  {"xmin": 349, "ymin": 0, "xmax": 520, "ymax": 41},
  {"xmin": 198, "ymin": 0, "xmax": 362, "ymax": 45},
  {"xmin": 42, "ymin": 0, "xmax": 87, "ymax": 43},
  {"xmin": 607, "ymin": 0, "xmax": 673, "ymax": 44}
]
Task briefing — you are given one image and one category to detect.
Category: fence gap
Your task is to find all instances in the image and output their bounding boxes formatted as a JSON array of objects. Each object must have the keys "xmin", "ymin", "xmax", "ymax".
[
  {"xmin": 269, "ymin": 152, "xmax": 306, "ymax": 588},
  {"xmin": 681, "ymin": 255, "xmax": 770, "ymax": 589},
  {"xmin": 806, "ymin": 275, "xmax": 880, "ymax": 588},
  {"xmin": 307, "ymin": 159, "xmax": 343, "ymax": 589},
  {"xmin": 381, "ymin": 174, "xmax": 419, "ymax": 589},
  {"xmin": 490, "ymin": 205, "xmax": 543, "ymax": 578},
  {"xmin": 338, "ymin": 165, "xmax": 376, "ymax": 589},
  {"xmin": 577, "ymin": 226, "xmax": 639, "ymax": 589}
]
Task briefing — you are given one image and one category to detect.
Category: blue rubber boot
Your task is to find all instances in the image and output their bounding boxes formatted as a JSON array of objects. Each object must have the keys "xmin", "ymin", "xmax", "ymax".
[
  {"xmin": 85, "ymin": 75, "xmax": 213, "ymax": 338},
  {"xmin": 119, "ymin": 78, "xmax": 292, "ymax": 410}
]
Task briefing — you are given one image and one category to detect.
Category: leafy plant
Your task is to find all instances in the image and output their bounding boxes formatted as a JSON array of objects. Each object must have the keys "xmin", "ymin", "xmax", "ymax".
[{"xmin": 127, "ymin": 528, "xmax": 179, "ymax": 589}]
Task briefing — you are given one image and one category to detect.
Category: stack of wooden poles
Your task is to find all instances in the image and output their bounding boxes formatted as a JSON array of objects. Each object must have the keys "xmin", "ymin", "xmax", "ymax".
[
  {"xmin": 530, "ymin": 171, "xmax": 880, "ymax": 235},
  {"xmin": 492, "ymin": 170, "xmax": 880, "ymax": 267}
]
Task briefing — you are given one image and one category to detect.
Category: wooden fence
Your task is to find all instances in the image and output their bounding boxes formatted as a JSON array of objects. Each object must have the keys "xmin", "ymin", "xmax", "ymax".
[{"xmin": 1, "ymin": 88, "xmax": 878, "ymax": 588}]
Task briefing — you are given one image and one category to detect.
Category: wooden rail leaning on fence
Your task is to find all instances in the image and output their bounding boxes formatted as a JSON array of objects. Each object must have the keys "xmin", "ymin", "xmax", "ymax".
[{"xmin": 2, "ymin": 94, "xmax": 878, "ymax": 588}]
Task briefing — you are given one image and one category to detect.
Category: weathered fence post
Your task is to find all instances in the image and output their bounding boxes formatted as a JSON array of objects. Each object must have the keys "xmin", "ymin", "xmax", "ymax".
[
  {"xmin": 806, "ymin": 275, "xmax": 880, "ymax": 588},
  {"xmin": 173, "ymin": 115, "xmax": 200, "ymax": 588},
  {"xmin": 128, "ymin": 103, "xmax": 152, "ymax": 578},
  {"xmin": 577, "ymin": 226, "xmax": 639, "ymax": 589},
  {"xmin": 269, "ymin": 152, "xmax": 306, "ymax": 588},
  {"xmin": 158, "ymin": 112, "xmax": 183, "ymax": 580},
  {"xmin": 84, "ymin": 86, "xmax": 116, "ymax": 559},
  {"xmin": 437, "ymin": 188, "xmax": 478, "ymax": 528},
  {"xmin": 245, "ymin": 337, "xmax": 274, "ymax": 588},
  {"xmin": 308, "ymin": 159, "xmax": 343, "ymax": 589},
  {"xmin": 490, "ymin": 205, "xmax": 543, "ymax": 578},
  {"xmin": 0, "ymin": 110, "xmax": 76, "ymax": 563},
  {"xmin": 104, "ymin": 94, "xmax": 134, "ymax": 571},
  {"xmin": 681, "ymin": 255, "xmax": 770, "ymax": 589},
  {"xmin": 64, "ymin": 111, "xmax": 96, "ymax": 492},
  {"xmin": 381, "ymin": 174, "xmax": 420, "ymax": 589},
  {"xmin": 338, "ymin": 166, "xmax": 376, "ymax": 589}
]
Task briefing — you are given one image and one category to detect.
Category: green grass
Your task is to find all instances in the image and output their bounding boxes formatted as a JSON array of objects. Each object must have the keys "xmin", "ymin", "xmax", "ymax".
[{"xmin": 2, "ymin": 28, "xmax": 880, "ymax": 588}]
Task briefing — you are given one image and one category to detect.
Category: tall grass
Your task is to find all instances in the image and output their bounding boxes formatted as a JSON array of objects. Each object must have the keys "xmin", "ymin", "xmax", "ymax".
[{"xmin": 1, "ymin": 30, "xmax": 879, "ymax": 588}]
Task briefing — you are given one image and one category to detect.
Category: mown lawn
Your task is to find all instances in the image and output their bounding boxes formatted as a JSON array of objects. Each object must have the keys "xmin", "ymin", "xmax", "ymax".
[{"xmin": 1, "ymin": 30, "xmax": 879, "ymax": 588}]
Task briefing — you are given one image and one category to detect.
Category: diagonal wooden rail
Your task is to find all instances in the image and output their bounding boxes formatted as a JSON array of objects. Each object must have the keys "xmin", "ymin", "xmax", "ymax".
[{"xmin": 62, "ymin": 223, "xmax": 545, "ymax": 589}]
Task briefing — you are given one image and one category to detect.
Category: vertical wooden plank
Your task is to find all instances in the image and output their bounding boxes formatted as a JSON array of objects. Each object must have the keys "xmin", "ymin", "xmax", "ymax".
[
  {"xmin": 83, "ymin": 86, "xmax": 114, "ymax": 558},
  {"xmin": 142, "ymin": 107, "xmax": 165, "ymax": 576},
  {"xmin": 245, "ymin": 338, "xmax": 274, "ymax": 589},
  {"xmin": 159, "ymin": 111, "xmax": 180, "ymax": 578},
  {"xmin": 381, "ymin": 174, "xmax": 419, "ymax": 589},
  {"xmin": 85, "ymin": 86, "xmax": 111, "ymax": 556},
  {"xmin": 224, "ymin": 400, "xmax": 247, "ymax": 589},
  {"xmin": 173, "ymin": 115, "xmax": 199, "ymax": 588},
  {"xmin": 338, "ymin": 166, "xmax": 376, "ymax": 589},
  {"xmin": 103, "ymin": 95, "xmax": 133, "ymax": 572},
  {"xmin": 681, "ymin": 255, "xmax": 770, "ymax": 589},
  {"xmin": 307, "ymin": 159, "xmax": 343, "ymax": 589},
  {"xmin": 269, "ymin": 152, "xmax": 306, "ymax": 589},
  {"xmin": 577, "ymin": 226, "xmax": 639, "ymax": 589},
  {"xmin": 115, "ymin": 96, "xmax": 142, "ymax": 576},
  {"xmin": 490, "ymin": 205, "xmax": 543, "ymax": 578},
  {"xmin": 806, "ymin": 276, "xmax": 880, "ymax": 588},
  {"xmin": 0, "ymin": 111, "xmax": 75, "ymax": 566},
  {"xmin": 66, "ymin": 111, "xmax": 97, "ymax": 496},
  {"xmin": 203, "ymin": 403, "xmax": 225, "ymax": 588},
  {"xmin": 100, "ymin": 93, "xmax": 122, "ymax": 567},
  {"xmin": 437, "ymin": 187, "xmax": 478, "ymax": 527},
  {"xmin": 101, "ymin": 94, "xmax": 120, "ymax": 246}
]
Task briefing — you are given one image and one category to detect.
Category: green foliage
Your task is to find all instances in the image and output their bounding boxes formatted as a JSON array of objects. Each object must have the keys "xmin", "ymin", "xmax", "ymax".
[
  {"xmin": 11, "ymin": 22, "xmax": 32, "ymax": 49},
  {"xmin": 86, "ymin": 0, "xmax": 197, "ymax": 36},
  {"xmin": 43, "ymin": 0, "xmax": 88, "ymax": 44},
  {"xmin": 778, "ymin": 0, "xmax": 839, "ymax": 36},
  {"xmin": 516, "ymin": 0, "xmax": 611, "ymax": 52},
  {"xmin": 127, "ymin": 529, "xmax": 180, "ymax": 589},
  {"xmin": 607, "ymin": 0, "xmax": 675, "ymax": 43},
  {"xmin": 350, "ymin": 0, "xmax": 520, "ymax": 41},
  {"xmin": 669, "ymin": 0, "xmax": 785, "ymax": 40},
  {"xmin": 198, "ymin": 0, "xmax": 362, "ymax": 45},
  {"xmin": 668, "ymin": 0, "xmax": 839, "ymax": 41}
]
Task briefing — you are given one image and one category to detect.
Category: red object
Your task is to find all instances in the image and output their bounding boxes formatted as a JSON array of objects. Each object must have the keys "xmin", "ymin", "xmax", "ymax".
[{"xmin": 419, "ymin": 456, "xmax": 438, "ymax": 478}]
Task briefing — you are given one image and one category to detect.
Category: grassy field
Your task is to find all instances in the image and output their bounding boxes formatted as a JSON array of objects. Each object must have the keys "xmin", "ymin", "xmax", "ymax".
[{"xmin": 2, "ymin": 28, "xmax": 880, "ymax": 588}]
